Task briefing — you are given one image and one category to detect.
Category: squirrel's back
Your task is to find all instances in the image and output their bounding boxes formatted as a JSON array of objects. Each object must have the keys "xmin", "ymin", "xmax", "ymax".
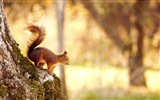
[{"xmin": 27, "ymin": 25, "xmax": 46, "ymax": 57}]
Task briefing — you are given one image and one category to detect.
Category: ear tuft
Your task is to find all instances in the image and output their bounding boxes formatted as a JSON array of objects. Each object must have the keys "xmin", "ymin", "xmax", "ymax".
[{"xmin": 64, "ymin": 49, "xmax": 68, "ymax": 55}]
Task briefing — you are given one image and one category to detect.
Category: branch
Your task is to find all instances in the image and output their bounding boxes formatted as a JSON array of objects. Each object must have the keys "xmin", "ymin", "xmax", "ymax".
[{"xmin": 81, "ymin": 1, "xmax": 126, "ymax": 50}]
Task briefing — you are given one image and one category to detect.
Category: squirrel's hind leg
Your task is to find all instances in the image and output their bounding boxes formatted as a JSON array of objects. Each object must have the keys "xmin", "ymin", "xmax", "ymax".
[{"xmin": 35, "ymin": 50, "xmax": 45, "ymax": 67}]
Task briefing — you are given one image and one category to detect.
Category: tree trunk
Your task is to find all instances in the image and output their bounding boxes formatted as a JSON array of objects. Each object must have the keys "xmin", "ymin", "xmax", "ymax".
[
  {"xmin": 0, "ymin": 0, "xmax": 65, "ymax": 99},
  {"xmin": 128, "ymin": 56, "xmax": 146, "ymax": 86},
  {"xmin": 128, "ymin": 20, "xmax": 146, "ymax": 86},
  {"xmin": 55, "ymin": 1, "xmax": 67, "ymax": 99},
  {"xmin": 80, "ymin": 1, "xmax": 147, "ymax": 87},
  {"xmin": 128, "ymin": 0, "xmax": 147, "ymax": 86}
]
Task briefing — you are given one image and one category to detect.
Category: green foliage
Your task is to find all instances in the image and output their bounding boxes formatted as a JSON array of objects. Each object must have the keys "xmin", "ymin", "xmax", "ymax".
[
  {"xmin": 81, "ymin": 91, "xmax": 101, "ymax": 100},
  {"xmin": 126, "ymin": 93, "xmax": 160, "ymax": 100},
  {"xmin": 109, "ymin": 93, "xmax": 160, "ymax": 100},
  {"xmin": 80, "ymin": 91, "xmax": 160, "ymax": 100}
]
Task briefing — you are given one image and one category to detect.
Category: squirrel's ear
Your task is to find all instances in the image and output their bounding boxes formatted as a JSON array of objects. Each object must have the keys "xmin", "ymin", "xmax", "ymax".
[{"xmin": 63, "ymin": 49, "xmax": 68, "ymax": 55}]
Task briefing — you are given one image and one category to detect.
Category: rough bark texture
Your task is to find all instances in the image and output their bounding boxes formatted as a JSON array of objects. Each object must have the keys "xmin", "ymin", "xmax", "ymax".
[{"xmin": 0, "ymin": 0, "xmax": 65, "ymax": 99}]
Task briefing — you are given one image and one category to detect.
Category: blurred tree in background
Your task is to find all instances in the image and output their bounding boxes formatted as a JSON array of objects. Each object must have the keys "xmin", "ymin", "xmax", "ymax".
[{"xmin": 80, "ymin": 0, "xmax": 160, "ymax": 86}]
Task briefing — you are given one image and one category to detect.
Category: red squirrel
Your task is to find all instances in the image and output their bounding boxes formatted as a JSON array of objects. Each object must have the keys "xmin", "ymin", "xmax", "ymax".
[{"xmin": 26, "ymin": 25, "xmax": 69, "ymax": 74}]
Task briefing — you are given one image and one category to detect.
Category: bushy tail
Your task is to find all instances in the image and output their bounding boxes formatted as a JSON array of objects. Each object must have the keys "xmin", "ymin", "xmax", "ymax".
[{"xmin": 26, "ymin": 25, "xmax": 46, "ymax": 57}]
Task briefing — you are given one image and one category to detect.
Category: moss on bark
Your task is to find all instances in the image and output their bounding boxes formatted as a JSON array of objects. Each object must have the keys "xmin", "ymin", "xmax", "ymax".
[
  {"xmin": 1, "ymin": 35, "xmax": 65, "ymax": 99},
  {"xmin": 43, "ymin": 74, "xmax": 66, "ymax": 100}
]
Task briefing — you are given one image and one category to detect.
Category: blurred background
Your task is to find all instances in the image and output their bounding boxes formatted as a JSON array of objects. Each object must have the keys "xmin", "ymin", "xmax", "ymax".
[{"xmin": 4, "ymin": 0, "xmax": 160, "ymax": 100}]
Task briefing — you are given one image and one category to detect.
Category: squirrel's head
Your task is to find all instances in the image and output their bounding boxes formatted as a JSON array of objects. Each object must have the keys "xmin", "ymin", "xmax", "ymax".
[{"xmin": 59, "ymin": 49, "xmax": 69, "ymax": 65}]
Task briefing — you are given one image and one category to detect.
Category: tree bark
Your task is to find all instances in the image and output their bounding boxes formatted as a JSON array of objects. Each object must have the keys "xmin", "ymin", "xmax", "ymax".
[{"xmin": 0, "ymin": 0, "xmax": 65, "ymax": 99}]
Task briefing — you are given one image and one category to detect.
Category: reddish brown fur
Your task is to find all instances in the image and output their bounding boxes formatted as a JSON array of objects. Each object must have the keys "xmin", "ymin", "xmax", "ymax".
[{"xmin": 26, "ymin": 25, "xmax": 69, "ymax": 74}]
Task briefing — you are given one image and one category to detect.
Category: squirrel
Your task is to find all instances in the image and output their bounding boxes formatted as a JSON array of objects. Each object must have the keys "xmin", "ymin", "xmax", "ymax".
[{"xmin": 26, "ymin": 25, "xmax": 69, "ymax": 74}]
